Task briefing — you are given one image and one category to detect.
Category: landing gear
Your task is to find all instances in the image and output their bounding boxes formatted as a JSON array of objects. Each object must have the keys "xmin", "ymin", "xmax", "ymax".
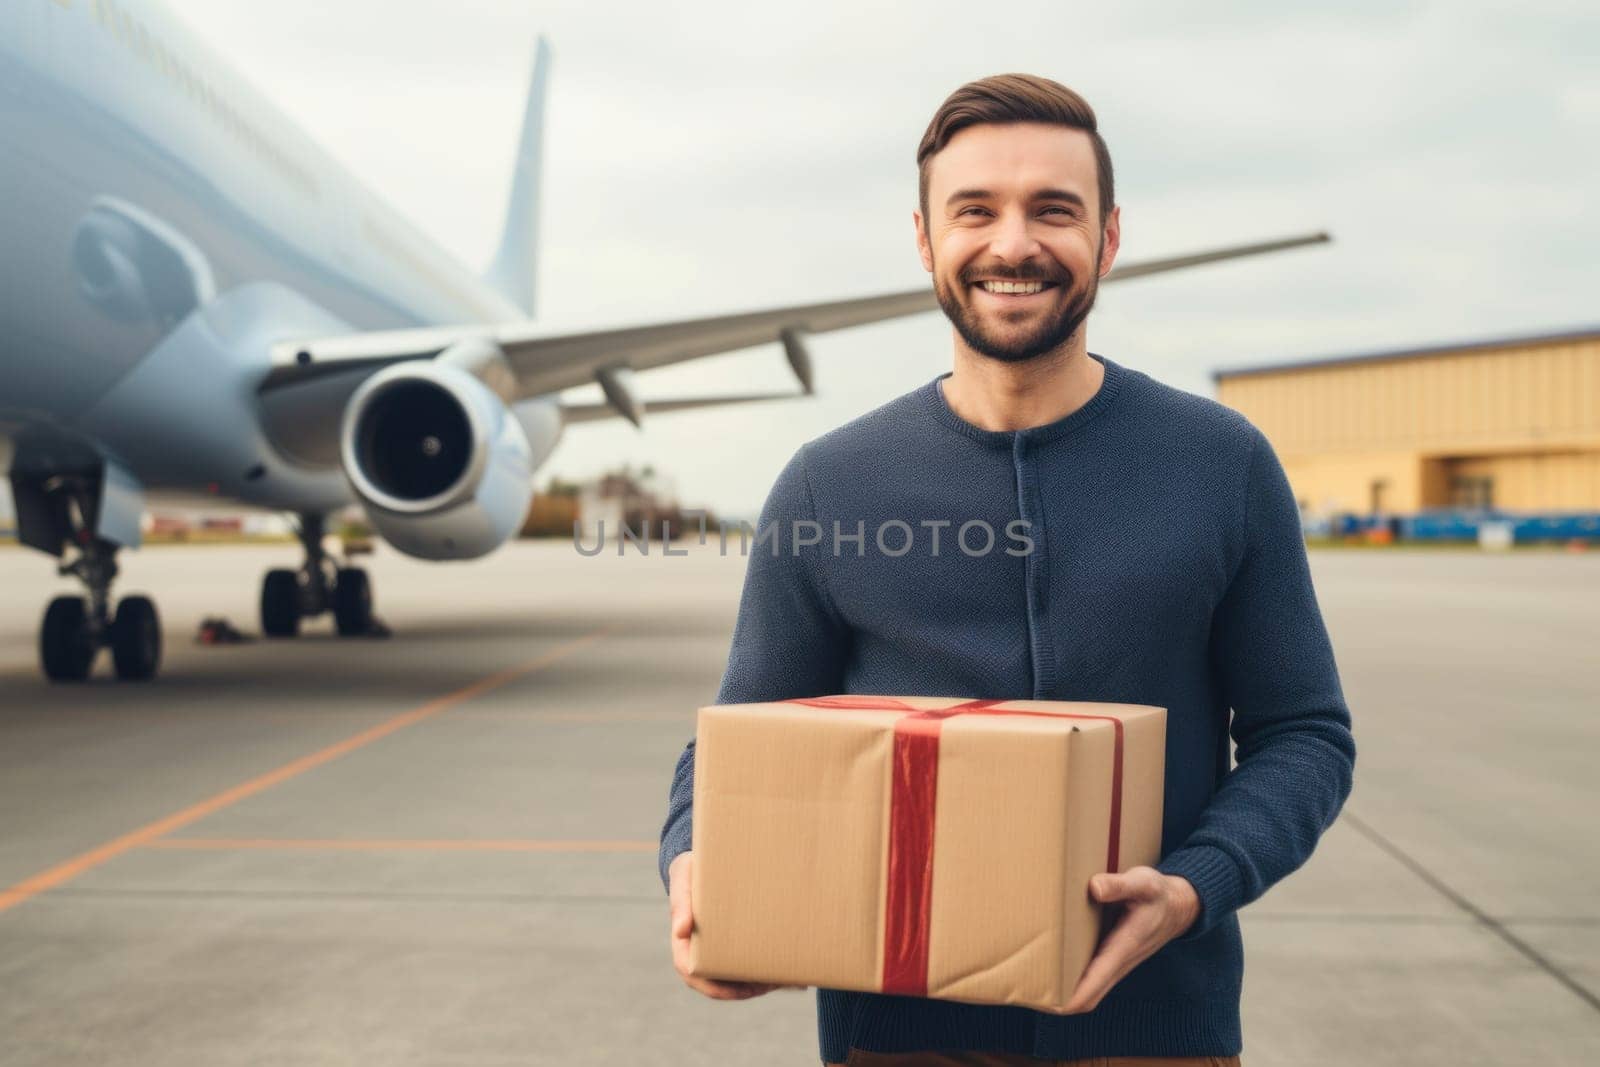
[
  {"xmin": 111, "ymin": 595, "xmax": 161, "ymax": 681},
  {"xmin": 260, "ymin": 568, "xmax": 302, "ymax": 637},
  {"xmin": 333, "ymin": 567, "xmax": 373, "ymax": 636},
  {"xmin": 38, "ymin": 535, "xmax": 161, "ymax": 683},
  {"xmin": 17, "ymin": 462, "xmax": 160, "ymax": 682},
  {"xmin": 260, "ymin": 513, "xmax": 382, "ymax": 638},
  {"xmin": 40, "ymin": 596, "xmax": 95, "ymax": 681}
]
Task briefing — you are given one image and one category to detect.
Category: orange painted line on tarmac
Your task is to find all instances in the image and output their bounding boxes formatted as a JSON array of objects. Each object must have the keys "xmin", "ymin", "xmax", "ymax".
[
  {"xmin": 450, "ymin": 710, "xmax": 694, "ymax": 723},
  {"xmin": 0, "ymin": 628, "xmax": 613, "ymax": 916},
  {"xmin": 144, "ymin": 838, "xmax": 656, "ymax": 853}
]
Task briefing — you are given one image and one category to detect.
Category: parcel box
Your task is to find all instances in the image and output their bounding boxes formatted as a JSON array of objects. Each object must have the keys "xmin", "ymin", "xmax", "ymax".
[{"xmin": 687, "ymin": 695, "xmax": 1165, "ymax": 1012}]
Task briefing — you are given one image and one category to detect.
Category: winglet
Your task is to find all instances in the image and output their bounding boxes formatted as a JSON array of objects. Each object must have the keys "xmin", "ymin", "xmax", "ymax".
[{"xmin": 486, "ymin": 36, "xmax": 551, "ymax": 318}]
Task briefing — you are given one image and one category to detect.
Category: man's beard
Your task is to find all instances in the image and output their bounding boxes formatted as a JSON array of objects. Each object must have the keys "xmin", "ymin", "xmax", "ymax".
[{"xmin": 933, "ymin": 250, "xmax": 1101, "ymax": 364}]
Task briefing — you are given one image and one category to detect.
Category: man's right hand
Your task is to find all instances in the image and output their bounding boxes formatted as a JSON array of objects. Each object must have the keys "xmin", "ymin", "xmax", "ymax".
[{"xmin": 669, "ymin": 850, "xmax": 801, "ymax": 1000}]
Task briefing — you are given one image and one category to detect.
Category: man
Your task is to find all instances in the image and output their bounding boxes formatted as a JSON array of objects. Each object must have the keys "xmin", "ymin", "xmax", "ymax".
[{"xmin": 658, "ymin": 73, "xmax": 1355, "ymax": 1066}]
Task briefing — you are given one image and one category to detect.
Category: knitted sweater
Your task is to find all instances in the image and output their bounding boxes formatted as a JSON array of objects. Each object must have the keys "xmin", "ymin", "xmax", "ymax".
[{"xmin": 657, "ymin": 353, "xmax": 1356, "ymax": 1063}]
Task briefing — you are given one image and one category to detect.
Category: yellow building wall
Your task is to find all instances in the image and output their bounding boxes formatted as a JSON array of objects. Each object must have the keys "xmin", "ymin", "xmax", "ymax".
[
  {"xmin": 1217, "ymin": 335, "xmax": 1600, "ymax": 514},
  {"xmin": 1447, "ymin": 452, "xmax": 1600, "ymax": 511},
  {"xmin": 1218, "ymin": 337, "xmax": 1600, "ymax": 456},
  {"xmin": 1279, "ymin": 452, "xmax": 1428, "ymax": 515}
]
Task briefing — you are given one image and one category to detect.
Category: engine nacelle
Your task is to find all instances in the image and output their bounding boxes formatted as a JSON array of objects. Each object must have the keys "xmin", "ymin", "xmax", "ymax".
[{"xmin": 339, "ymin": 361, "xmax": 552, "ymax": 560}]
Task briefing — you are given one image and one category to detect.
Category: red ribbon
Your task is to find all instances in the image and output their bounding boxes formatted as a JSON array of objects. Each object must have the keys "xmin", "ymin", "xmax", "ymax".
[{"xmin": 784, "ymin": 695, "xmax": 1126, "ymax": 997}]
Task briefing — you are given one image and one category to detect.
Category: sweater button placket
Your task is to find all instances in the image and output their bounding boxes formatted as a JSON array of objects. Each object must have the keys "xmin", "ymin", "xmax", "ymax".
[{"xmin": 1013, "ymin": 432, "xmax": 1049, "ymax": 700}]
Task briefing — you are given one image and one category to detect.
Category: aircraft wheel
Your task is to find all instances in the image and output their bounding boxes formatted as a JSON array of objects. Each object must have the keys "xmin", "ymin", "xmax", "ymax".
[
  {"xmin": 111, "ymin": 595, "xmax": 161, "ymax": 681},
  {"xmin": 41, "ymin": 595, "xmax": 96, "ymax": 682},
  {"xmin": 334, "ymin": 567, "xmax": 373, "ymax": 637},
  {"xmin": 261, "ymin": 569, "xmax": 301, "ymax": 637}
]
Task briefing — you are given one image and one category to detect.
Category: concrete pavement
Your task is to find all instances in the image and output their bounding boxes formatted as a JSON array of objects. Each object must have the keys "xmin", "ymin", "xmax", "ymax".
[{"xmin": 0, "ymin": 540, "xmax": 1596, "ymax": 1065}]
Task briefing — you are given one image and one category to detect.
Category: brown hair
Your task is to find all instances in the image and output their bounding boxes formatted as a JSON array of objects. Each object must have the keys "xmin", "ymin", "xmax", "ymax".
[{"xmin": 917, "ymin": 74, "xmax": 1114, "ymax": 225}]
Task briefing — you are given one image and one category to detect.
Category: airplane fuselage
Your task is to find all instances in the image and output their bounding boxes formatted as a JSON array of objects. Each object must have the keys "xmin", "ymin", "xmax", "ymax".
[{"xmin": 0, "ymin": 0, "xmax": 534, "ymax": 513}]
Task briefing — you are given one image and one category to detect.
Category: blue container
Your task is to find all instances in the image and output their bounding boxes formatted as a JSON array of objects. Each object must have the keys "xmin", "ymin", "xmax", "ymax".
[
  {"xmin": 1388, "ymin": 509, "xmax": 1600, "ymax": 544},
  {"xmin": 1401, "ymin": 511, "xmax": 1483, "ymax": 542}
]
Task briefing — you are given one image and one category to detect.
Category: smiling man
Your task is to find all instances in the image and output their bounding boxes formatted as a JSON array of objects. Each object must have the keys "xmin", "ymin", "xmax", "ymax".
[{"xmin": 659, "ymin": 74, "xmax": 1355, "ymax": 1066}]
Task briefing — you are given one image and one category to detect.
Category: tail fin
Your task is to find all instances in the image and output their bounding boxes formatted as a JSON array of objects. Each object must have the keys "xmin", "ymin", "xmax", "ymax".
[{"xmin": 486, "ymin": 36, "xmax": 550, "ymax": 318}]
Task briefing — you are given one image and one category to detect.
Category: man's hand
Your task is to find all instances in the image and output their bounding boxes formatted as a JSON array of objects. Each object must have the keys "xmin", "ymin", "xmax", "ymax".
[
  {"xmin": 668, "ymin": 851, "xmax": 804, "ymax": 1000},
  {"xmin": 1060, "ymin": 867, "xmax": 1201, "ymax": 1014}
]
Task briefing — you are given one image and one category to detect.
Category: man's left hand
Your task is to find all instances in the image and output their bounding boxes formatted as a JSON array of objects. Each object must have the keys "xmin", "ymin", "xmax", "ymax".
[{"xmin": 1060, "ymin": 867, "xmax": 1201, "ymax": 1014}]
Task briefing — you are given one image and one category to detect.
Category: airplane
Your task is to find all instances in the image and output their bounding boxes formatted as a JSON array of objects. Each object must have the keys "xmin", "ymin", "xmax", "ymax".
[{"xmin": 0, "ymin": 0, "xmax": 1330, "ymax": 683}]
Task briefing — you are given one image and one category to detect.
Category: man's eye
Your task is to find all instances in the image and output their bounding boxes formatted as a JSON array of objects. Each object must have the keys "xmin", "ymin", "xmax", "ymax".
[
  {"xmin": 1041, "ymin": 206, "xmax": 1077, "ymax": 218},
  {"xmin": 957, "ymin": 206, "xmax": 990, "ymax": 217}
]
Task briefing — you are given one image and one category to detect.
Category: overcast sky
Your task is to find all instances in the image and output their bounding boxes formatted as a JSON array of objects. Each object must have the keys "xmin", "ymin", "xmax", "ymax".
[{"xmin": 164, "ymin": 0, "xmax": 1598, "ymax": 518}]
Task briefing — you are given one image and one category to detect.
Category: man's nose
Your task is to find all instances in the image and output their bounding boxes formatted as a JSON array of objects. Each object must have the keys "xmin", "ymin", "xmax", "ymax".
[{"xmin": 988, "ymin": 211, "xmax": 1043, "ymax": 264}]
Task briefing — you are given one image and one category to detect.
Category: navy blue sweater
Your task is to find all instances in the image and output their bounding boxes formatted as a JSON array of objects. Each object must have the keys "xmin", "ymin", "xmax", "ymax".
[{"xmin": 658, "ymin": 353, "xmax": 1356, "ymax": 1063}]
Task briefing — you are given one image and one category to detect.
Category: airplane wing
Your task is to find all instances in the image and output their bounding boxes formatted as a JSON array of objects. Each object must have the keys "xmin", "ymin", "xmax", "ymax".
[
  {"xmin": 557, "ymin": 389, "xmax": 811, "ymax": 424},
  {"xmin": 259, "ymin": 231, "xmax": 1329, "ymax": 424}
]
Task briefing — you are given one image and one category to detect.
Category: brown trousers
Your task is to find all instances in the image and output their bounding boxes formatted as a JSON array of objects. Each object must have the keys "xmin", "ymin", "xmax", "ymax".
[{"xmin": 829, "ymin": 1054, "xmax": 1240, "ymax": 1067}]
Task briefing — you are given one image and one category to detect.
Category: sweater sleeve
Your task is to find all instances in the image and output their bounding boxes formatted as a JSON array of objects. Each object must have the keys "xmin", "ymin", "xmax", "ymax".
[
  {"xmin": 1156, "ymin": 426, "xmax": 1357, "ymax": 939},
  {"xmin": 657, "ymin": 444, "xmax": 851, "ymax": 894}
]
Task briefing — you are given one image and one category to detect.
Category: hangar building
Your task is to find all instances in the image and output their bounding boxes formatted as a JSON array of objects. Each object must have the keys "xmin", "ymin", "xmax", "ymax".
[{"xmin": 1213, "ymin": 326, "xmax": 1600, "ymax": 518}]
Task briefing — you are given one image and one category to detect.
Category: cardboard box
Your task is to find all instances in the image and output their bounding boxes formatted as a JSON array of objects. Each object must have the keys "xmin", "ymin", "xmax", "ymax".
[{"xmin": 687, "ymin": 695, "xmax": 1165, "ymax": 1012}]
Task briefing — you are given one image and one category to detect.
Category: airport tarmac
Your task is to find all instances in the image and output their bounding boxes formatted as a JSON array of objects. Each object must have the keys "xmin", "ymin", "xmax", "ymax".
[{"xmin": 1, "ymin": 538, "xmax": 1597, "ymax": 1065}]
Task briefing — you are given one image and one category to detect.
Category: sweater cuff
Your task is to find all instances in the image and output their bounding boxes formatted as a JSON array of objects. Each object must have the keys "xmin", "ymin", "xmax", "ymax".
[
  {"xmin": 1157, "ymin": 844, "xmax": 1247, "ymax": 941},
  {"xmin": 658, "ymin": 818, "xmax": 693, "ymax": 896}
]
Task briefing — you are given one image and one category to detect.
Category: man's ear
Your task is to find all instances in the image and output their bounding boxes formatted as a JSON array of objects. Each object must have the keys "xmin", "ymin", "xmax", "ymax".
[
  {"xmin": 914, "ymin": 211, "xmax": 934, "ymax": 273},
  {"xmin": 1098, "ymin": 204, "xmax": 1122, "ymax": 278}
]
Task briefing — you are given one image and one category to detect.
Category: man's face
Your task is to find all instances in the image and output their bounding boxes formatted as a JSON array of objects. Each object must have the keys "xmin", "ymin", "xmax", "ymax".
[{"xmin": 915, "ymin": 122, "xmax": 1120, "ymax": 364}]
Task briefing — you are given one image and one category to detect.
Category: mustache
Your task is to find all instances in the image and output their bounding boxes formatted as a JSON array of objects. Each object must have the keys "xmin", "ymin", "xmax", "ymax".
[{"xmin": 958, "ymin": 262, "xmax": 1070, "ymax": 285}]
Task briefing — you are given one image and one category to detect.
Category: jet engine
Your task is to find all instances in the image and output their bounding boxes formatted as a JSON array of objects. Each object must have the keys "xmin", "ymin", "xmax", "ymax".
[{"xmin": 338, "ymin": 358, "xmax": 559, "ymax": 560}]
